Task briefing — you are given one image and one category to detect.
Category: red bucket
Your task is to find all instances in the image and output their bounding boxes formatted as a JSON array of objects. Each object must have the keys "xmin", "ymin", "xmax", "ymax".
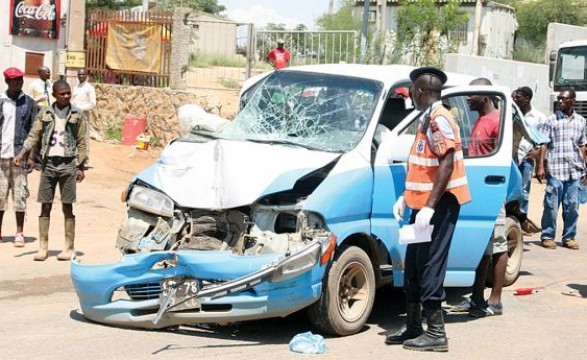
[{"xmin": 121, "ymin": 115, "xmax": 147, "ymax": 146}]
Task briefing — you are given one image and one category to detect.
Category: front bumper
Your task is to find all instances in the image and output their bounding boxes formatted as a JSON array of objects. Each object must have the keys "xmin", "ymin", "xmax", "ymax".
[{"xmin": 71, "ymin": 246, "xmax": 326, "ymax": 329}]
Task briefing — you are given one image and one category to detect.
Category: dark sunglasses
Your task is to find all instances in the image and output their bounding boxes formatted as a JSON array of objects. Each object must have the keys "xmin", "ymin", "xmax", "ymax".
[{"xmin": 557, "ymin": 96, "xmax": 574, "ymax": 101}]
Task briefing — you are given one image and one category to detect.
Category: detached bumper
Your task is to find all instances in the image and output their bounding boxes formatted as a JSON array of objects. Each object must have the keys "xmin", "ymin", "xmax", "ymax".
[{"xmin": 71, "ymin": 247, "xmax": 325, "ymax": 329}]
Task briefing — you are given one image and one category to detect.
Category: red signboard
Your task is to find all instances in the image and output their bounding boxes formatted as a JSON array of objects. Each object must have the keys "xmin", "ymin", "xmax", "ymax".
[{"xmin": 9, "ymin": 0, "xmax": 61, "ymax": 39}]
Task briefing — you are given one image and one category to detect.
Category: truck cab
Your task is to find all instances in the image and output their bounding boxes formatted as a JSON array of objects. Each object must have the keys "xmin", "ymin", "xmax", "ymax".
[{"xmin": 550, "ymin": 40, "xmax": 587, "ymax": 117}]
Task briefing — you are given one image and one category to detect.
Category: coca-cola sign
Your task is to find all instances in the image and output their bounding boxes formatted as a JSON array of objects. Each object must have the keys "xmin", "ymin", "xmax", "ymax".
[{"xmin": 10, "ymin": 0, "xmax": 61, "ymax": 39}]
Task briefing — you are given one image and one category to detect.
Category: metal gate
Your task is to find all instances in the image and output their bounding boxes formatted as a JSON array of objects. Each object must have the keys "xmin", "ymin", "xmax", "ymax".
[
  {"xmin": 85, "ymin": 9, "xmax": 173, "ymax": 88},
  {"xmin": 186, "ymin": 26, "xmax": 358, "ymax": 91}
]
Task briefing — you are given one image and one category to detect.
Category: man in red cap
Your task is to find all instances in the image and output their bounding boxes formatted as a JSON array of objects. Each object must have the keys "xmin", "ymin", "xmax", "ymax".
[{"xmin": 0, "ymin": 67, "xmax": 38, "ymax": 247}]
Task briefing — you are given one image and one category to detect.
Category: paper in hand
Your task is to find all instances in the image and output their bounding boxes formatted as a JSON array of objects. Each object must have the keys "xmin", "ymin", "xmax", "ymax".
[{"xmin": 399, "ymin": 224, "xmax": 434, "ymax": 245}]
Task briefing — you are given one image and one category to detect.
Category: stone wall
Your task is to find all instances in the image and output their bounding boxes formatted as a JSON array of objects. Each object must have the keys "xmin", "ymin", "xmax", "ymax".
[{"xmin": 90, "ymin": 83, "xmax": 226, "ymax": 147}]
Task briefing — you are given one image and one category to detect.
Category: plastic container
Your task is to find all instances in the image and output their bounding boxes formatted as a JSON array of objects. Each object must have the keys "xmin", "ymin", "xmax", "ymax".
[
  {"xmin": 121, "ymin": 115, "xmax": 147, "ymax": 146},
  {"xmin": 136, "ymin": 134, "xmax": 150, "ymax": 151}
]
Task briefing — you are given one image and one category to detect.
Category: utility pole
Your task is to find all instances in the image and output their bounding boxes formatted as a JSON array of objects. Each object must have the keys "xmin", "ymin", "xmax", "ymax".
[
  {"xmin": 472, "ymin": 0, "xmax": 482, "ymax": 56},
  {"xmin": 361, "ymin": 0, "xmax": 370, "ymax": 62}
]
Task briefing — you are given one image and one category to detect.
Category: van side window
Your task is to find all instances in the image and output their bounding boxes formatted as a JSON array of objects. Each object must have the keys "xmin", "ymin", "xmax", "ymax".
[{"xmin": 399, "ymin": 93, "xmax": 504, "ymax": 158}]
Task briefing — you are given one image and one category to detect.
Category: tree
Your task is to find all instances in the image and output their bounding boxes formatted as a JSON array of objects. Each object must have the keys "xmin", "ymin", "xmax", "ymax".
[
  {"xmin": 393, "ymin": 0, "xmax": 468, "ymax": 67},
  {"xmin": 316, "ymin": 0, "xmax": 361, "ymax": 32},
  {"xmin": 86, "ymin": 0, "xmax": 142, "ymax": 10},
  {"xmin": 157, "ymin": 0, "xmax": 225, "ymax": 14},
  {"xmin": 514, "ymin": 0, "xmax": 587, "ymax": 46}
]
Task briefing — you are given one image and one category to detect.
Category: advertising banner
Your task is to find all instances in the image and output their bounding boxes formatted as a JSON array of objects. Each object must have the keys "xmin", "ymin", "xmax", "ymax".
[
  {"xmin": 10, "ymin": 0, "xmax": 61, "ymax": 39},
  {"xmin": 106, "ymin": 23, "xmax": 162, "ymax": 73}
]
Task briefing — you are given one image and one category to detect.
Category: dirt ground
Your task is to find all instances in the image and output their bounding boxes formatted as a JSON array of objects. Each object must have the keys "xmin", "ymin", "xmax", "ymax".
[{"xmin": 0, "ymin": 140, "xmax": 586, "ymax": 360}]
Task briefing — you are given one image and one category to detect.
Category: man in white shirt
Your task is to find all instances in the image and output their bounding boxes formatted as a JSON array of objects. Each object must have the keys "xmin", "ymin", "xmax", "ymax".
[
  {"xmin": 512, "ymin": 87, "xmax": 545, "ymax": 235},
  {"xmin": 72, "ymin": 69, "xmax": 96, "ymax": 165},
  {"xmin": 0, "ymin": 67, "xmax": 38, "ymax": 247},
  {"xmin": 28, "ymin": 66, "xmax": 53, "ymax": 107}
]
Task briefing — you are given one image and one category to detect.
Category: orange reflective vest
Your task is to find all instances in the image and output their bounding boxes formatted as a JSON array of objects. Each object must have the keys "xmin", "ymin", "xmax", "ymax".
[{"xmin": 404, "ymin": 105, "xmax": 471, "ymax": 210}]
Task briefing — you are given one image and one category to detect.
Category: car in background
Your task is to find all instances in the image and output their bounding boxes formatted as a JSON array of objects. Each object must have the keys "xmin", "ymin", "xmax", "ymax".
[{"xmin": 71, "ymin": 64, "xmax": 541, "ymax": 336}]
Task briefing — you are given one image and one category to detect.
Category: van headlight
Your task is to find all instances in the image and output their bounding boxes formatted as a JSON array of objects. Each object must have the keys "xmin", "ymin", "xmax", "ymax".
[{"xmin": 127, "ymin": 185, "xmax": 174, "ymax": 217}]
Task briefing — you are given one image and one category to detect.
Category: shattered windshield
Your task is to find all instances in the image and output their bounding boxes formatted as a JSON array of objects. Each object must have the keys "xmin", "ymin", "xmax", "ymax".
[
  {"xmin": 554, "ymin": 46, "xmax": 587, "ymax": 91},
  {"xmin": 192, "ymin": 71, "xmax": 383, "ymax": 153}
]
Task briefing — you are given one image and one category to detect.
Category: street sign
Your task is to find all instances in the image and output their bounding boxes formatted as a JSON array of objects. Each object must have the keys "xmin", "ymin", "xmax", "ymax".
[{"xmin": 66, "ymin": 51, "xmax": 86, "ymax": 68}]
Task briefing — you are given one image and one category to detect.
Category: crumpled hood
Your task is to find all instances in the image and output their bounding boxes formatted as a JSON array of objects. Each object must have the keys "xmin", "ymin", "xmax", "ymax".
[{"xmin": 136, "ymin": 139, "xmax": 340, "ymax": 209}]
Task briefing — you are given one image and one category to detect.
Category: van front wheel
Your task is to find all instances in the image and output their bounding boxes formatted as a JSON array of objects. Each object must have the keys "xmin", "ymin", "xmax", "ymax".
[{"xmin": 307, "ymin": 246, "xmax": 376, "ymax": 336}]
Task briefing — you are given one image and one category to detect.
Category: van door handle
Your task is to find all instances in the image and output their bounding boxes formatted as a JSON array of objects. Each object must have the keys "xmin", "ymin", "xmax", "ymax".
[{"xmin": 485, "ymin": 175, "xmax": 506, "ymax": 184}]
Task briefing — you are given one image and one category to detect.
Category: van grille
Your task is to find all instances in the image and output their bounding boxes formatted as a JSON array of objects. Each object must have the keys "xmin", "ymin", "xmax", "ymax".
[{"xmin": 124, "ymin": 283, "xmax": 162, "ymax": 300}]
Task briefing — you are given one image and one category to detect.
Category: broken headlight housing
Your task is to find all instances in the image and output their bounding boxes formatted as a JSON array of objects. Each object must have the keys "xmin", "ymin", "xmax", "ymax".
[{"xmin": 127, "ymin": 185, "xmax": 174, "ymax": 217}]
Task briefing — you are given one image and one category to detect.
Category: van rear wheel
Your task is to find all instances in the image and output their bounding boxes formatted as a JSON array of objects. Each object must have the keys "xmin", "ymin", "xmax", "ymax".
[
  {"xmin": 307, "ymin": 246, "xmax": 376, "ymax": 336},
  {"xmin": 487, "ymin": 216, "xmax": 523, "ymax": 287}
]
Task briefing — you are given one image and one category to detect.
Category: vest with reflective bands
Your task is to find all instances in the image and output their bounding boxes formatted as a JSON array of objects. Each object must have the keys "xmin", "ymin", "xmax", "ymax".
[{"xmin": 405, "ymin": 106, "xmax": 471, "ymax": 209}]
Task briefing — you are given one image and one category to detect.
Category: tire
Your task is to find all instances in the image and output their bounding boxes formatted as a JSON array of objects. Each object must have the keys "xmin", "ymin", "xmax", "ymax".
[
  {"xmin": 487, "ymin": 216, "xmax": 523, "ymax": 287},
  {"xmin": 307, "ymin": 246, "xmax": 376, "ymax": 336}
]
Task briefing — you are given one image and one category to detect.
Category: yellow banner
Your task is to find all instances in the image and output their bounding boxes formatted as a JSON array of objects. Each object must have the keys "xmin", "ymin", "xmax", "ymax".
[{"xmin": 106, "ymin": 23, "xmax": 162, "ymax": 73}]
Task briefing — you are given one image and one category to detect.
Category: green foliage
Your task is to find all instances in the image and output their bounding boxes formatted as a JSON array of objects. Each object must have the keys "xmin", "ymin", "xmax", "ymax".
[
  {"xmin": 86, "ymin": 0, "xmax": 142, "ymax": 10},
  {"xmin": 105, "ymin": 123, "xmax": 122, "ymax": 141},
  {"xmin": 87, "ymin": 0, "xmax": 225, "ymax": 13},
  {"xmin": 514, "ymin": 0, "xmax": 587, "ymax": 46},
  {"xmin": 157, "ymin": 0, "xmax": 225, "ymax": 13},
  {"xmin": 188, "ymin": 52, "xmax": 247, "ymax": 68},
  {"xmin": 217, "ymin": 77, "xmax": 240, "ymax": 89},
  {"xmin": 316, "ymin": 0, "xmax": 361, "ymax": 31},
  {"xmin": 393, "ymin": 0, "xmax": 468, "ymax": 67}
]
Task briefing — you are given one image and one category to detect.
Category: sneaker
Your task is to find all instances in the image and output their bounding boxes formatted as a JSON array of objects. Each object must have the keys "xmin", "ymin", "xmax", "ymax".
[
  {"xmin": 469, "ymin": 302, "xmax": 503, "ymax": 318},
  {"xmin": 450, "ymin": 297, "xmax": 477, "ymax": 313},
  {"xmin": 541, "ymin": 239, "xmax": 557, "ymax": 249},
  {"xmin": 14, "ymin": 232, "xmax": 25, "ymax": 248},
  {"xmin": 563, "ymin": 239, "xmax": 579, "ymax": 250}
]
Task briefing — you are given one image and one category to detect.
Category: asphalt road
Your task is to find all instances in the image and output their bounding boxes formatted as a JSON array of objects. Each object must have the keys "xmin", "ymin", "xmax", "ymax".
[{"xmin": 0, "ymin": 143, "xmax": 586, "ymax": 360}]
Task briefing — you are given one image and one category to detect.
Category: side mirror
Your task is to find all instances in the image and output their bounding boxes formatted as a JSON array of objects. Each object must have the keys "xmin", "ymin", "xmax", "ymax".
[
  {"xmin": 380, "ymin": 133, "xmax": 415, "ymax": 164},
  {"xmin": 548, "ymin": 50, "xmax": 557, "ymax": 86}
]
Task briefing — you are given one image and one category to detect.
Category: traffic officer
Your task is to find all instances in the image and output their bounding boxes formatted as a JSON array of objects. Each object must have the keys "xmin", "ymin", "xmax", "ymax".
[{"xmin": 385, "ymin": 67, "xmax": 471, "ymax": 352}]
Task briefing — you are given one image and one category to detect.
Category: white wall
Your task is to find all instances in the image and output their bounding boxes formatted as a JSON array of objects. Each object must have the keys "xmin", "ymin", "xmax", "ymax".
[
  {"xmin": 0, "ymin": 0, "xmax": 69, "ymax": 93},
  {"xmin": 445, "ymin": 53, "xmax": 550, "ymax": 115}
]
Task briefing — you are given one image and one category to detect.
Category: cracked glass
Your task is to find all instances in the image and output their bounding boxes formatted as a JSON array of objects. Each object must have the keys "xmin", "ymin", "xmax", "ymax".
[{"xmin": 189, "ymin": 71, "xmax": 383, "ymax": 153}]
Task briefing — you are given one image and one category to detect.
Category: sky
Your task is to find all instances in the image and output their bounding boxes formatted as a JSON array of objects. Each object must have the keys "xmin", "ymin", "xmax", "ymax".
[{"xmin": 219, "ymin": 0, "xmax": 332, "ymax": 29}]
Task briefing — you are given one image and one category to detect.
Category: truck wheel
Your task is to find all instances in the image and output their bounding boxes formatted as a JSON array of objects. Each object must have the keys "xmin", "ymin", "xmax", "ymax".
[
  {"xmin": 307, "ymin": 246, "xmax": 376, "ymax": 336},
  {"xmin": 487, "ymin": 216, "xmax": 523, "ymax": 287}
]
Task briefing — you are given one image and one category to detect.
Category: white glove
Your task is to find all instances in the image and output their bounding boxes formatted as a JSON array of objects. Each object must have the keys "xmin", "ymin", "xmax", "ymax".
[
  {"xmin": 415, "ymin": 206, "xmax": 435, "ymax": 232},
  {"xmin": 392, "ymin": 196, "xmax": 406, "ymax": 221}
]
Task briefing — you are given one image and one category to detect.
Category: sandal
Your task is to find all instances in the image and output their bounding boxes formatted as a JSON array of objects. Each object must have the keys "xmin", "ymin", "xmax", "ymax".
[{"xmin": 14, "ymin": 232, "xmax": 25, "ymax": 248}]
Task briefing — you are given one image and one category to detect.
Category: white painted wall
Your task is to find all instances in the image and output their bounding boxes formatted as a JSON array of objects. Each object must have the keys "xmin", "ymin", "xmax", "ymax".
[
  {"xmin": 0, "ymin": 0, "xmax": 69, "ymax": 93},
  {"xmin": 445, "ymin": 53, "xmax": 550, "ymax": 115}
]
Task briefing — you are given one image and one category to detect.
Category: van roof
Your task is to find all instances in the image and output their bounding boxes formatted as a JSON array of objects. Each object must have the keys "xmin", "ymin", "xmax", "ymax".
[{"xmin": 242, "ymin": 64, "xmax": 474, "ymax": 95}]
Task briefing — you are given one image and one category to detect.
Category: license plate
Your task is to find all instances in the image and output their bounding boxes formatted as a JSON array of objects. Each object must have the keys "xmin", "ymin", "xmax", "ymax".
[{"xmin": 160, "ymin": 279, "xmax": 201, "ymax": 312}]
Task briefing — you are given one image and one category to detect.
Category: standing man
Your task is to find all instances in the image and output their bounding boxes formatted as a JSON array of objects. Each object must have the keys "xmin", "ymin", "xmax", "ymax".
[
  {"xmin": 28, "ymin": 66, "xmax": 53, "ymax": 107},
  {"xmin": 0, "ymin": 67, "xmax": 38, "ymax": 247},
  {"xmin": 512, "ymin": 86, "xmax": 545, "ymax": 234},
  {"xmin": 386, "ymin": 67, "xmax": 471, "ymax": 352},
  {"xmin": 536, "ymin": 88, "xmax": 586, "ymax": 250},
  {"xmin": 14, "ymin": 80, "xmax": 87, "ymax": 261},
  {"xmin": 72, "ymin": 69, "xmax": 96, "ymax": 165},
  {"xmin": 266, "ymin": 39, "xmax": 291, "ymax": 70},
  {"xmin": 463, "ymin": 78, "xmax": 508, "ymax": 318}
]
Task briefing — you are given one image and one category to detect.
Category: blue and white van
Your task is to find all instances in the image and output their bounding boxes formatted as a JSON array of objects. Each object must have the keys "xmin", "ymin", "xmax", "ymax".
[{"xmin": 71, "ymin": 64, "xmax": 541, "ymax": 336}]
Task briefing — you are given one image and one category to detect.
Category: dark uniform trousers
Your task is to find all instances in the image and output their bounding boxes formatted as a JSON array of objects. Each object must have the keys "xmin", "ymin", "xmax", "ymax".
[{"xmin": 404, "ymin": 192, "xmax": 460, "ymax": 309}]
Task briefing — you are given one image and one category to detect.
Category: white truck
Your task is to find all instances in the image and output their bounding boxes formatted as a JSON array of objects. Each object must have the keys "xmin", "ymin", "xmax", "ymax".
[{"xmin": 549, "ymin": 40, "xmax": 587, "ymax": 117}]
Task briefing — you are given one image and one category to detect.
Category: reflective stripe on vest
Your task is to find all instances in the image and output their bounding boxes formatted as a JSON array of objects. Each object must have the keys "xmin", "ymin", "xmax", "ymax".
[{"xmin": 404, "ymin": 106, "xmax": 471, "ymax": 209}]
